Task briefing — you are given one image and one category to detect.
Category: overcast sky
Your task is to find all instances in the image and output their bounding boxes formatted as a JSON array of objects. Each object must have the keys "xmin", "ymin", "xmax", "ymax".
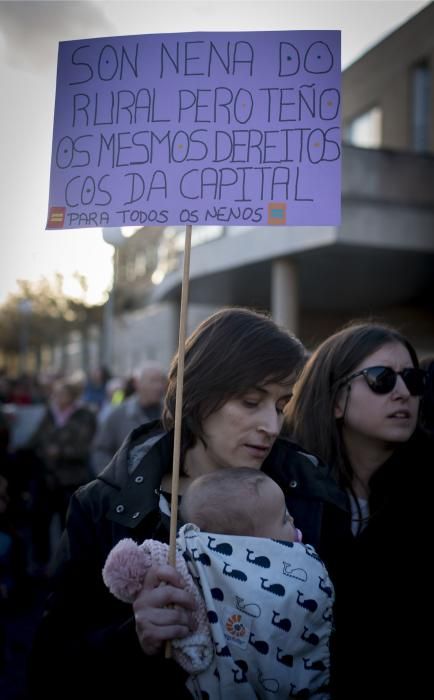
[{"xmin": 0, "ymin": 0, "xmax": 431, "ymax": 305}]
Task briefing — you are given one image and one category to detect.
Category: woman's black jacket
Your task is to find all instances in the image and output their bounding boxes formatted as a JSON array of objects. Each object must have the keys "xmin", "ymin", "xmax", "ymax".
[
  {"xmin": 325, "ymin": 431, "xmax": 432, "ymax": 700},
  {"xmin": 27, "ymin": 421, "xmax": 346, "ymax": 700}
]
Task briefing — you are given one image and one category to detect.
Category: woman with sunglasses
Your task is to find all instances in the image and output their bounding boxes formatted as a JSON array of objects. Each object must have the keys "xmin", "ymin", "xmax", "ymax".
[{"xmin": 285, "ymin": 320, "xmax": 429, "ymax": 700}]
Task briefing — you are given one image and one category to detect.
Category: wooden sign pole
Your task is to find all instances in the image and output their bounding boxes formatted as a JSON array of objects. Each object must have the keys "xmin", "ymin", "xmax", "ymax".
[
  {"xmin": 165, "ymin": 223, "xmax": 192, "ymax": 658},
  {"xmin": 168, "ymin": 223, "xmax": 192, "ymax": 564}
]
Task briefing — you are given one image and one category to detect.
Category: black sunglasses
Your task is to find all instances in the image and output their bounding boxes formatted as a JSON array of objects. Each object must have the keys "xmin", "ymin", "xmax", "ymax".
[{"xmin": 340, "ymin": 366, "xmax": 426, "ymax": 396}]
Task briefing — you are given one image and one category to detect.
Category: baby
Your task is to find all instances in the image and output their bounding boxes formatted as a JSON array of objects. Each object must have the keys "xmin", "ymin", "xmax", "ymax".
[
  {"xmin": 103, "ymin": 468, "xmax": 334, "ymax": 699},
  {"xmin": 179, "ymin": 466, "xmax": 303, "ymax": 543}
]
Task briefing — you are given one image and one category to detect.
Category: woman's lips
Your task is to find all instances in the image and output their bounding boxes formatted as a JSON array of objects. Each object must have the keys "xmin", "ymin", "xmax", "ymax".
[
  {"xmin": 244, "ymin": 443, "xmax": 270, "ymax": 453},
  {"xmin": 243, "ymin": 444, "xmax": 270, "ymax": 460}
]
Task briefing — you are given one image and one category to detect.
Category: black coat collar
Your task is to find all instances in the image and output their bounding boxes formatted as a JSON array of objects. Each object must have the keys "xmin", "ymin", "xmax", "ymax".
[{"xmin": 100, "ymin": 421, "xmax": 172, "ymax": 528}]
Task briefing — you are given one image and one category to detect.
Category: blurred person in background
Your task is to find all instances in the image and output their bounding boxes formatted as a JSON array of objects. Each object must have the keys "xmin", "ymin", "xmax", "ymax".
[
  {"xmin": 91, "ymin": 361, "xmax": 167, "ymax": 475},
  {"xmin": 0, "ymin": 373, "xmax": 11, "ymax": 404},
  {"xmin": 96, "ymin": 377, "xmax": 126, "ymax": 425},
  {"xmin": 0, "ymin": 412, "xmax": 36, "ymax": 686},
  {"xmin": 81, "ymin": 366, "xmax": 111, "ymax": 414},
  {"xmin": 26, "ymin": 378, "xmax": 97, "ymax": 569}
]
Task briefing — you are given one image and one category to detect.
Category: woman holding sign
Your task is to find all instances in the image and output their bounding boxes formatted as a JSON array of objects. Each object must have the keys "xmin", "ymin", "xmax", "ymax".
[{"xmin": 28, "ymin": 307, "xmax": 345, "ymax": 700}]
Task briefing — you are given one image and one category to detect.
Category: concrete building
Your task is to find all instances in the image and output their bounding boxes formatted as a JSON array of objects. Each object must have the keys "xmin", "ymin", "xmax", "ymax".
[
  {"xmin": 109, "ymin": 4, "xmax": 434, "ymax": 368},
  {"xmin": 342, "ymin": 2, "xmax": 434, "ymax": 153}
]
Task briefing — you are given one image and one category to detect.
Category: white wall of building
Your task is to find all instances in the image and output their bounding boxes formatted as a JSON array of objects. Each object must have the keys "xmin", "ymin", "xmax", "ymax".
[{"xmin": 111, "ymin": 302, "xmax": 218, "ymax": 376}]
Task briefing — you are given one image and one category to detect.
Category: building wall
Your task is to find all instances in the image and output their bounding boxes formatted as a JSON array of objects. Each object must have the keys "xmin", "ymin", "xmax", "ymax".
[
  {"xmin": 110, "ymin": 302, "xmax": 218, "ymax": 376},
  {"xmin": 104, "ymin": 7, "xmax": 434, "ymax": 372},
  {"xmin": 342, "ymin": 3, "xmax": 434, "ymax": 152},
  {"xmin": 299, "ymin": 304, "xmax": 434, "ymax": 360}
]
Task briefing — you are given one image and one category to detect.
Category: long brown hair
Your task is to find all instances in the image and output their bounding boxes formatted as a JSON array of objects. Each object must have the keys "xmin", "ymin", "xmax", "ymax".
[
  {"xmin": 163, "ymin": 307, "xmax": 305, "ymax": 451},
  {"xmin": 285, "ymin": 321, "xmax": 419, "ymax": 489}
]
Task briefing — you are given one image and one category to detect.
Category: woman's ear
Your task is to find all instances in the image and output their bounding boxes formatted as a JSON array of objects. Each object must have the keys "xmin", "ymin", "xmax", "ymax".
[
  {"xmin": 334, "ymin": 384, "xmax": 351, "ymax": 420},
  {"xmin": 334, "ymin": 387, "xmax": 347, "ymax": 419}
]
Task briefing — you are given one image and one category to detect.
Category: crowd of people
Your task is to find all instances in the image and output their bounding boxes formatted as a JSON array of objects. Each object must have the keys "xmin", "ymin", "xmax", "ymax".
[
  {"xmin": 0, "ymin": 307, "xmax": 433, "ymax": 699},
  {"xmin": 0, "ymin": 361, "xmax": 167, "ymax": 698}
]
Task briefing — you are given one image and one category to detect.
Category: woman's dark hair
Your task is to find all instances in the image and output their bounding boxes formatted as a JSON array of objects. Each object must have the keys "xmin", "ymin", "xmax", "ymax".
[
  {"xmin": 163, "ymin": 307, "xmax": 305, "ymax": 449},
  {"xmin": 285, "ymin": 320, "xmax": 420, "ymax": 490}
]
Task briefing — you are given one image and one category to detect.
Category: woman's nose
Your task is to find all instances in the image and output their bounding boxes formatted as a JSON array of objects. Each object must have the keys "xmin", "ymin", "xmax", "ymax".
[
  {"xmin": 393, "ymin": 374, "xmax": 411, "ymax": 397},
  {"xmin": 257, "ymin": 407, "xmax": 281, "ymax": 436}
]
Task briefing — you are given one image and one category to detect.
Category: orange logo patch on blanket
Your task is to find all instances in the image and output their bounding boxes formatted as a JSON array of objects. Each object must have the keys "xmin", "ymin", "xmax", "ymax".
[{"xmin": 223, "ymin": 609, "xmax": 251, "ymax": 649}]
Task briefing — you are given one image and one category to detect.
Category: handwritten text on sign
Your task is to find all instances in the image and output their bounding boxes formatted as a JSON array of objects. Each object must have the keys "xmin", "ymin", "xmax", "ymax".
[{"xmin": 47, "ymin": 30, "xmax": 341, "ymax": 229}]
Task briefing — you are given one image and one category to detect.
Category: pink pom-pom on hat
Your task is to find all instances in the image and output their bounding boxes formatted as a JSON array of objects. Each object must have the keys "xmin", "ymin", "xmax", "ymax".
[{"xmin": 102, "ymin": 538, "xmax": 152, "ymax": 603}]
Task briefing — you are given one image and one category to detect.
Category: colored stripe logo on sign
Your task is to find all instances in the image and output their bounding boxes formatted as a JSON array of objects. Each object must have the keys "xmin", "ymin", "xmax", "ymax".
[
  {"xmin": 267, "ymin": 202, "xmax": 286, "ymax": 225},
  {"xmin": 47, "ymin": 207, "xmax": 66, "ymax": 229}
]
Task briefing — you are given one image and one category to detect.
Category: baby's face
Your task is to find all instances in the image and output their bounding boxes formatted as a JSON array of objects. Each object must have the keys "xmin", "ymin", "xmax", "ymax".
[{"xmin": 255, "ymin": 479, "xmax": 302, "ymax": 543}]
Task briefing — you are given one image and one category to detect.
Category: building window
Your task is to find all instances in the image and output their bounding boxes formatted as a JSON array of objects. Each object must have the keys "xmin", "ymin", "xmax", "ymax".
[
  {"xmin": 345, "ymin": 106, "xmax": 382, "ymax": 148},
  {"xmin": 411, "ymin": 60, "xmax": 431, "ymax": 152}
]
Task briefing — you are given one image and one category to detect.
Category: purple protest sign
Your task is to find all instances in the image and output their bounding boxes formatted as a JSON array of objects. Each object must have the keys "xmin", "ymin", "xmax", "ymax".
[{"xmin": 47, "ymin": 30, "xmax": 341, "ymax": 229}]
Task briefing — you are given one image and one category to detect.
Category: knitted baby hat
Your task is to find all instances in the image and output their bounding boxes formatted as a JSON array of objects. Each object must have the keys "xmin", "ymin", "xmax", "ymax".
[{"xmin": 102, "ymin": 537, "xmax": 213, "ymax": 674}]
